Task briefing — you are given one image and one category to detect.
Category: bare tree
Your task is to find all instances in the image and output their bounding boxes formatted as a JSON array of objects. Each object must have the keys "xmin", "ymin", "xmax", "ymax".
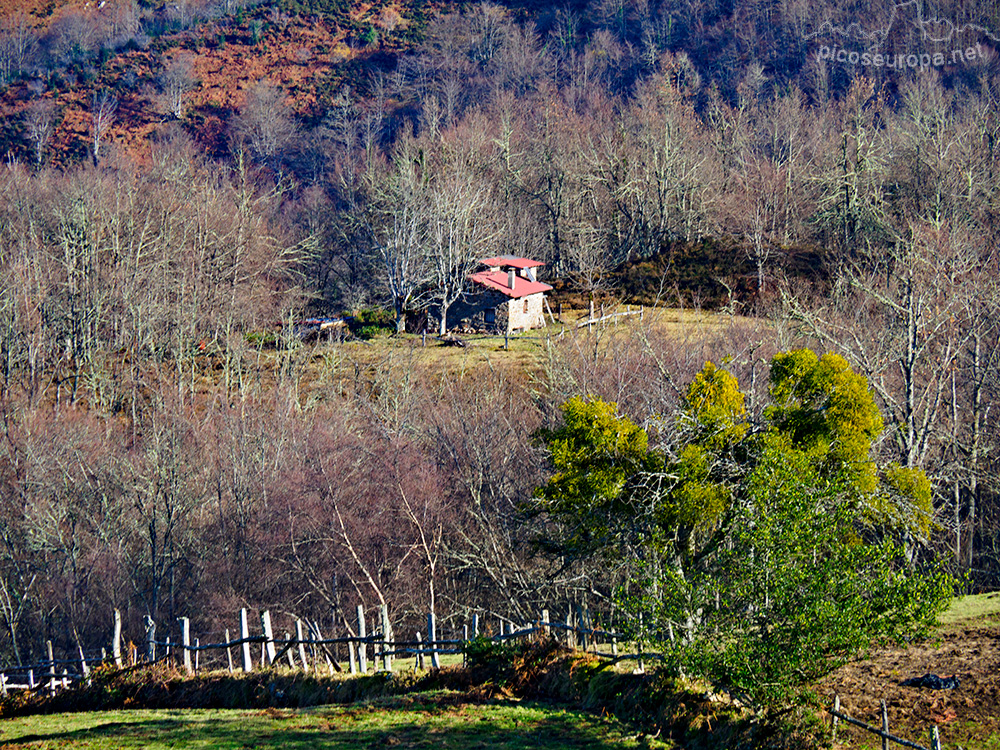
[
  {"xmin": 231, "ymin": 81, "xmax": 298, "ymax": 168},
  {"xmin": 364, "ymin": 138, "xmax": 433, "ymax": 333},
  {"xmin": 23, "ymin": 99, "xmax": 56, "ymax": 167},
  {"xmin": 0, "ymin": 12, "xmax": 38, "ymax": 84},
  {"xmin": 157, "ymin": 56, "xmax": 197, "ymax": 120},
  {"xmin": 90, "ymin": 90, "xmax": 117, "ymax": 166},
  {"xmin": 426, "ymin": 166, "xmax": 495, "ymax": 335}
]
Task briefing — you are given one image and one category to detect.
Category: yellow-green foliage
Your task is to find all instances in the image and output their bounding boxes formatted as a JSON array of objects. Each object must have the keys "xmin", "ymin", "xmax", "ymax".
[
  {"xmin": 881, "ymin": 463, "xmax": 934, "ymax": 539},
  {"xmin": 683, "ymin": 362, "xmax": 748, "ymax": 448},
  {"xmin": 767, "ymin": 349, "xmax": 883, "ymax": 494},
  {"xmin": 533, "ymin": 396, "xmax": 654, "ymax": 554},
  {"xmin": 669, "ymin": 444, "xmax": 730, "ymax": 536},
  {"xmin": 536, "ymin": 349, "xmax": 953, "ymax": 709}
]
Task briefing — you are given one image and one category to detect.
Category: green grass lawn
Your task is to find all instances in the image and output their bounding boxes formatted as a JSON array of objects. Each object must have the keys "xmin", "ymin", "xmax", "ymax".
[
  {"xmin": 938, "ymin": 590, "xmax": 1000, "ymax": 628},
  {"xmin": 0, "ymin": 692, "xmax": 669, "ymax": 749}
]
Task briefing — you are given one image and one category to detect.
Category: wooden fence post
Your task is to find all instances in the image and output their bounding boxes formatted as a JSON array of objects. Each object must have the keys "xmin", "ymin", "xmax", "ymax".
[
  {"xmin": 930, "ymin": 726, "xmax": 941, "ymax": 750},
  {"xmin": 194, "ymin": 638, "xmax": 200, "ymax": 672},
  {"xmin": 356, "ymin": 605, "xmax": 368, "ymax": 673},
  {"xmin": 472, "ymin": 613, "xmax": 479, "ymax": 638},
  {"xmin": 348, "ymin": 640, "xmax": 357, "ymax": 674},
  {"xmin": 577, "ymin": 605, "xmax": 589, "ymax": 651},
  {"xmin": 224, "ymin": 629, "xmax": 234, "ymax": 672},
  {"xmin": 428, "ymin": 612, "xmax": 440, "ymax": 668},
  {"xmin": 637, "ymin": 613, "xmax": 645, "ymax": 673},
  {"xmin": 541, "ymin": 609, "xmax": 550, "ymax": 637},
  {"xmin": 47, "ymin": 640, "xmax": 56, "ymax": 697},
  {"xmin": 310, "ymin": 621, "xmax": 335, "ymax": 675},
  {"xmin": 296, "ymin": 620, "xmax": 309, "ymax": 672},
  {"xmin": 145, "ymin": 616, "xmax": 156, "ymax": 662},
  {"xmin": 77, "ymin": 641, "xmax": 90, "ymax": 679},
  {"xmin": 832, "ymin": 695, "xmax": 840, "ymax": 744},
  {"xmin": 284, "ymin": 632, "xmax": 296, "ymax": 668},
  {"xmin": 415, "ymin": 631, "xmax": 424, "ymax": 670},
  {"xmin": 240, "ymin": 609, "xmax": 253, "ymax": 672},
  {"xmin": 260, "ymin": 611, "xmax": 276, "ymax": 666},
  {"xmin": 0, "ymin": 673, "xmax": 6, "ymax": 696},
  {"xmin": 881, "ymin": 700, "xmax": 889, "ymax": 750},
  {"xmin": 179, "ymin": 617, "xmax": 192, "ymax": 674},
  {"xmin": 379, "ymin": 604, "xmax": 391, "ymax": 672},
  {"xmin": 112, "ymin": 609, "xmax": 123, "ymax": 668}
]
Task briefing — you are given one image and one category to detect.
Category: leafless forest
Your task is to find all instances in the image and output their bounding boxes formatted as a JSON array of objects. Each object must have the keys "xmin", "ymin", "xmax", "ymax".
[{"xmin": 1, "ymin": 0, "xmax": 1000, "ymax": 665}]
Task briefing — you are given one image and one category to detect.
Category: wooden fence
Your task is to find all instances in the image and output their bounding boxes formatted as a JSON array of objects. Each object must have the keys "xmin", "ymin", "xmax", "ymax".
[
  {"xmin": 0, "ymin": 605, "xmax": 633, "ymax": 696},
  {"xmin": 830, "ymin": 695, "xmax": 943, "ymax": 750}
]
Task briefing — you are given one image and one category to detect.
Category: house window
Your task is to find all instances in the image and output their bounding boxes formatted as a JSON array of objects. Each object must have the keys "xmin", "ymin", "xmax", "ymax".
[
  {"xmin": 485, "ymin": 308, "xmax": 495, "ymax": 324},
  {"xmin": 523, "ymin": 299, "xmax": 529, "ymax": 313}
]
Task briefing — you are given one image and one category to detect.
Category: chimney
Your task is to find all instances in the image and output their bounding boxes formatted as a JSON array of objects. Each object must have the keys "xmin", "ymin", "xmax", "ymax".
[{"xmin": 508, "ymin": 269, "xmax": 516, "ymax": 290}]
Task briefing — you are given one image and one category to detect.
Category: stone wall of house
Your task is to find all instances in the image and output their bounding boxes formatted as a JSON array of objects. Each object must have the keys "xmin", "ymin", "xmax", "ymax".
[
  {"xmin": 506, "ymin": 293, "xmax": 546, "ymax": 332},
  {"xmin": 448, "ymin": 290, "xmax": 547, "ymax": 334},
  {"xmin": 449, "ymin": 289, "xmax": 509, "ymax": 333}
]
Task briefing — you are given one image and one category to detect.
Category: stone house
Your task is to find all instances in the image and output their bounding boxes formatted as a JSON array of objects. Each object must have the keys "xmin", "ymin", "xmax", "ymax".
[{"xmin": 453, "ymin": 257, "xmax": 553, "ymax": 334}]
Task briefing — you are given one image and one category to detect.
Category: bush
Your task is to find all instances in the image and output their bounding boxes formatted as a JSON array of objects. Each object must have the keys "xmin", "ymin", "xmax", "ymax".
[{"xmin": 350, "ymin": 307, "xmax": 395, "ymax": 339}]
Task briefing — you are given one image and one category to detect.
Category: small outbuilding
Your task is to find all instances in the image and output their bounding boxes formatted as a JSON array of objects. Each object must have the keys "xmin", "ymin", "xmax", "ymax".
[{"xmin": 455, "ymin": 257, "xmax": 553, "ymax": 334}]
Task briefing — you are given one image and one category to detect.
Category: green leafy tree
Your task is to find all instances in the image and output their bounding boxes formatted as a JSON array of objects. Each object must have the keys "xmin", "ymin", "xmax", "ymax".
[{"xmin": 532, "ymin": 350, "xmax": 952, "ymax": 707}]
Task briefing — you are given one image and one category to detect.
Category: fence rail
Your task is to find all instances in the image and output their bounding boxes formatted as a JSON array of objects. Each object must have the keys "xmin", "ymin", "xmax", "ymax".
[
  {"xmin": 0, "ymin": 605, "xmax": 631, "ymax": 697},
  {"xmin": 830, "ymin": 696, "xmax": 942, "ymax": 750}
]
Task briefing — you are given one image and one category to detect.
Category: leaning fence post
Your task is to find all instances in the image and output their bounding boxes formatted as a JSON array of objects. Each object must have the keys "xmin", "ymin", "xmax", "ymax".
[
  {"xmin": 356, "ymin": 605, "xmax": 368, "ymax": 673},
  {"xmin": 832, "ymin": 695, "xmax": 840, "ymax": 744},
  {"xmin": 179, "ymin": 617, "xmax": 192, "ymax": 674},
  {"xmin": 113, "ymin": 608, "xmax": 123, "ymax": 668},
  {"xmin": 296, "ymin": 620, "xmax": 309, "ymax": 672},
  {"xmin": 239, "ymin": 609, "xmax": 252, "ymax": 672},
  {"xmin": 930, "ymin": 726, "xmax": 941, "ymax": 750},
  {"xmin": 145, "ymin": 616, "xmax": 156, "ymax": 662},
  {"xmin": 77, "ymin": 641, "xmax": 90, "ymax": 680},
  {"xmin": 224, "ymin": 629, "xmax": 234, "ymax": 672},
  {"xmin": 881, "ymin": 700, "xmax": 889, "ymax": 750},
  {"xmin": 428, "ymin": 612, "xmax": 440, "ymax": 668},
  {"xmin": 260, "ymin": 611, "xmax": 276, "ymax": 666}
]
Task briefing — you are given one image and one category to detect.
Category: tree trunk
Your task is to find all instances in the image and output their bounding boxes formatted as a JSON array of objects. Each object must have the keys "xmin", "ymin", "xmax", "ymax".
[{"xmin": 439, "ymin": 302, "xmax": 449, "ymax": 336}]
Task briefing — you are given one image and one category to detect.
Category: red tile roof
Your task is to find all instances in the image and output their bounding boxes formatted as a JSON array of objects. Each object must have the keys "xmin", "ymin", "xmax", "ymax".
[
  {"xmin": 468, "ymin": 271, "xmax": 553, "ymax": 299},
  {"xmin": 479, "ymin": 257, "xmax": 546, "ymax": 269}
]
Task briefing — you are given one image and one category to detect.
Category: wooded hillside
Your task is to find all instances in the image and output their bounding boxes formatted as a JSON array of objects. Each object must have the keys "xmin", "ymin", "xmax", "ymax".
[{"xmin": 1, "ymin": 0, "xmax": 998, "ymax": 674}]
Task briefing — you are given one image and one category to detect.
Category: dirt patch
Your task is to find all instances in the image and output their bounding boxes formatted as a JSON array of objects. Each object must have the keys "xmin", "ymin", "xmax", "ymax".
[{"xmin": 819, "ymin": 621, "xmax": 1000, "ymax": 748}]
